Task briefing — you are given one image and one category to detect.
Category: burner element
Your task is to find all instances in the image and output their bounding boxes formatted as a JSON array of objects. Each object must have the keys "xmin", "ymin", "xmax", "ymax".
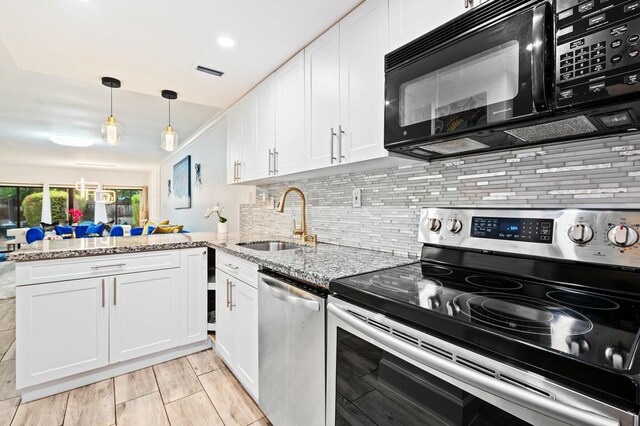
[
  {"xmin": 421, "ymin": 264, "xmax": 453, "ymax": 276},
  {"xmin": 453, "ymin": 292, "xmax": 593, "ymax": 337},
  {"xmin": 546, "ymin": 290, "xmax": 620, "ymax": 311},
  {"xmin": 465, "ymin": 275, "xmax": 523, "ymax": 290}
]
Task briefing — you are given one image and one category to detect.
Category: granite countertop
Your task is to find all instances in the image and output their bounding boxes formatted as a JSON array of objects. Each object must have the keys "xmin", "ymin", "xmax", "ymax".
[{"xmin": 8, "ymin": 232, "xmax": 416, "ymax": 288}]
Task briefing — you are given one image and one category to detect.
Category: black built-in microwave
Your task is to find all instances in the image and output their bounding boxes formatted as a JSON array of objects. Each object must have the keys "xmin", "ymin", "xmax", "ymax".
[{"xmin": 385, "ymin": 0, "xmax": 640, "ymax": 161}]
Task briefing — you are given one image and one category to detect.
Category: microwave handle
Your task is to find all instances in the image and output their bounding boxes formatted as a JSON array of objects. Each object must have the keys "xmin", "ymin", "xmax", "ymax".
[{"xmin": 531, "ymin": 2, "xmax": 550, "ymax": 112}]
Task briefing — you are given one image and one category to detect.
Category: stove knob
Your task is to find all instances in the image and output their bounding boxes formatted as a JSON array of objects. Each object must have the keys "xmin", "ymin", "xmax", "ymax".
[
  {"xmin": 568, "ymin": 224, "xmax": 594, "ymax": 244},
  {"xmin": 605, "ymin": 347, "xmax": 627, "ymax": 369},
  {"xmin": 426, "ymin": 218, "xmax": 442, "ymax": 232},
  {"xmin": 607, "ymin": 225, "xmax": 639, "ymax": 247},
  {"xmin": 427, "ymin": 296, "xmax": 441, "ymax": 310},
  {"xmin": 446, "ymin": 300, "xmax": 460, "ymax": 316},
  {"xmin": 447, "ymin": 219, "xmax": 463, "ymax": 234},
  {"xmin": 566, "ymin": 336, "xmax": 590, "ymax": 356}
]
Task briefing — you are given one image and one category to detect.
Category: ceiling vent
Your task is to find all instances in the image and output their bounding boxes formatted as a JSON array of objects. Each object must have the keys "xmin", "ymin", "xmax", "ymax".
[{"xmin": 196, "ymin": 66, "xmax": 224, "ymax": 77}]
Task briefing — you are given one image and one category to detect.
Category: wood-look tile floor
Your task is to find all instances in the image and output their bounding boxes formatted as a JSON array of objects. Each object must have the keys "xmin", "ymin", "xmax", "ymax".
[{"xmin": 0, "ymin": 298, "xmax": 271, "ymax": 426}]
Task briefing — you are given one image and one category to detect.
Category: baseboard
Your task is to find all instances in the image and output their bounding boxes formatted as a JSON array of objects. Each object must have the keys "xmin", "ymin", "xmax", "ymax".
[{"xmin": 19, "ymin": 339, "xmax": 213, "ymax": 402}]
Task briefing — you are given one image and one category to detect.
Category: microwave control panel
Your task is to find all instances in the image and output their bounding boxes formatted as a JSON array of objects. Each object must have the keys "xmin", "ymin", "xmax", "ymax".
[{"xmin": 555, "ymin": 0, "xmax": 640, "ymax": 108}]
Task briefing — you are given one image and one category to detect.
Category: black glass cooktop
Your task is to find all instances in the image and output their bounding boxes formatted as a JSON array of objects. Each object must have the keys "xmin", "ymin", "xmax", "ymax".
[{"xmin": 332, "ymin": 261, "xmax": 640, "ymax": 370}]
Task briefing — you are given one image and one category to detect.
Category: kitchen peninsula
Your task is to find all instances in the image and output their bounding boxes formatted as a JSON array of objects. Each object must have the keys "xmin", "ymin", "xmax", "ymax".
[{"xmin": 8, "ymin": 232, "xmax": 414, "ymax": 402}]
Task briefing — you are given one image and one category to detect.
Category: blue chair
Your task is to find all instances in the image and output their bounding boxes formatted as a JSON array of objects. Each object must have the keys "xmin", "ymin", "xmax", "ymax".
[
  {"xmin": 85, "ymin": 223, "xmax": 105, "ymax": 238},
  {"xmin": 0, "ymin": 254, "xmax": 6, "ymax": 262},
  {"xmin": 110, "ymin": 225, "xmax": 124, "ymax": 237},
  {"xmin": 130, "ymin": 227, "xmax": 143, "ymax": 236},
  {"xmin": 74, "ymin": 225, "xmax": 89, "ymax": 238},
  {"xmin": 55, "ymin": 225, "xmax": 74, "ymax": 239},
  {"xmin": 26, "ymin": 228, "xmax": 45, "ymax": 243}
]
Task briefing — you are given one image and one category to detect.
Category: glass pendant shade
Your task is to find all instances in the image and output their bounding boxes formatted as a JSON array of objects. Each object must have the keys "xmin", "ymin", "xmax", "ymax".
[
  {"xmin": 161, "ymin": 125, "xmax": 178, "ymax": 151},
  {"xmin": 102, "ymin": 115, "xmax": 122, "ymax": 145}
]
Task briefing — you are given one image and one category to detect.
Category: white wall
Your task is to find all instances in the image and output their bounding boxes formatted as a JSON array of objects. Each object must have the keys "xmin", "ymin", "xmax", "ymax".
[
  {"xmin": 156, "ymin": 120, "xmax": 254, "ymax": 232},
  {"xmin": 0, "ymin": 164, "xmax": 151, "ymax": 188}
]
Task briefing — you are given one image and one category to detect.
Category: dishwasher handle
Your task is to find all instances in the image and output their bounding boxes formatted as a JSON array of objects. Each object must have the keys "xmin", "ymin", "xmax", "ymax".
[{"xmin": 260, "ymin": 276, "xmax": 320, "ymax": 312}]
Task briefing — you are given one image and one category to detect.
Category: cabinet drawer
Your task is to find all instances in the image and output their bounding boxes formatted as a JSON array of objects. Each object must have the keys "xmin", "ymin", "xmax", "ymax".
[
  {"xmin": 16, "ymin": 251, "xmax": 180, "ymax": 286},
  {"xmin": 216, "ymin": 251, "xmax": 258, "ymax": 288}
]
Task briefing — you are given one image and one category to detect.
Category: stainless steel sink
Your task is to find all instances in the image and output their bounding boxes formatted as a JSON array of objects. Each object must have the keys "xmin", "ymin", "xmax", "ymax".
[{"xmin": 238, "ymin": 241, "xmax": 301, "ymax": 252}]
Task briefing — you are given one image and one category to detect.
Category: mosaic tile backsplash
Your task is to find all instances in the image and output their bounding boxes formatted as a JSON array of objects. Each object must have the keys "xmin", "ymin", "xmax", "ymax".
[{"xmin": 240, "ymin": 135, "xmax": 640, "ymax": 258}]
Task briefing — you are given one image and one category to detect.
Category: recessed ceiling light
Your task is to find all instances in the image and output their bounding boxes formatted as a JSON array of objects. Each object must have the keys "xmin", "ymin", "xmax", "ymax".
[
  {"xmin": 217, "ymin": 36, "xmax": 235, "ymax": 48},
  {"xmin": 50, "ymin": 135, "xmax": 95, "ymax": 147}
]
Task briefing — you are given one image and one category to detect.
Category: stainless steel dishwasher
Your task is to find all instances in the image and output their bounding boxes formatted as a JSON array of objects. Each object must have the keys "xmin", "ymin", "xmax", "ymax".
[{"xmin": 258, "ymin": 270, "xmax": 326, "ymax": 426}]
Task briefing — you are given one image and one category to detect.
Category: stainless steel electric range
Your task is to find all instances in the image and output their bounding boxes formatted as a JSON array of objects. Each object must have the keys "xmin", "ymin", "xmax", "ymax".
[{"xmin": 327, "ymin": 208, "xmax": 640, "ymax": 426}]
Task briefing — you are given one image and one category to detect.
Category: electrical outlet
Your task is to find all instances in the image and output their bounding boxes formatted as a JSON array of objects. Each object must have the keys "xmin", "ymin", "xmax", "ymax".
[{"xmin": 352, "ymin": 188, "xmax": 362, "ymax": 208}]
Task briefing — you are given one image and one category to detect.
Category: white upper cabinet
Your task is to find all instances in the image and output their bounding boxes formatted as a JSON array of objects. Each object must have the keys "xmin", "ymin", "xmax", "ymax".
[
  {"xmin": 228, "ymin": 0, "xmax": 397, "ymax": 182},
  {"xmin": 227, "ymin": 103, "xmax": 243, "ymax": 184},
  {"xmin": 388, "ymin": 0, "xmax": 469, "ymax": 52},
  {"xmin": 339, "ymin": 0, "xmax": 388, "ymax": 163},
  {"xmin": 304, "ymin": 24, "xmax": 341, "ymax": 170},
  {"xmin": 254, "ymin": 75, "xmax": 276, "ymax": 179},
  {"xmin": 227, "ymin": 95, "xmax": 257, "ymax": 183},
  {"xmin": 275, "ymin": 51, "xmax": 306, "ymax": 176}
]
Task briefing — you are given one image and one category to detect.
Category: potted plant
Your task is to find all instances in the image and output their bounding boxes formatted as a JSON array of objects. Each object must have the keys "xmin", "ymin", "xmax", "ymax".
[
  {"xmin": 68, "ymin": 209, "xmax": 82, "ymax": 225},
  {"xmin": 205, "ymin": 206, "xmax": 228, "ymax": 234}
]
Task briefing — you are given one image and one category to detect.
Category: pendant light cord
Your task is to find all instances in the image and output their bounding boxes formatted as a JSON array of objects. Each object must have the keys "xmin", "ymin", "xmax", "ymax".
[
  {"xmin": 110, "ymin": 86, "xmax": 113, "ymax": 117},
  {"xmin": 168, "ymin": 98, "xmax": 171, "ymax": 126}
]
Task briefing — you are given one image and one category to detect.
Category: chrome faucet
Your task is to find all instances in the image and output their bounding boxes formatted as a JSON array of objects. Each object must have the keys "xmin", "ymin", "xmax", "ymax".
[{"xmin": 276, "ymin": 187, "xmax": 318, "ymax": 244}]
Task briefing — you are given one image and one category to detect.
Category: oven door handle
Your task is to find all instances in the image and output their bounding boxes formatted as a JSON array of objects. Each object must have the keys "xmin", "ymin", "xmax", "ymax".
[
  {"xmin": 328, "ymin": 303, "xmax": 619, "ymax": 426},
  {"xmin": 531, "ymin": 2, "xmax": 550, "ymax": 112}
]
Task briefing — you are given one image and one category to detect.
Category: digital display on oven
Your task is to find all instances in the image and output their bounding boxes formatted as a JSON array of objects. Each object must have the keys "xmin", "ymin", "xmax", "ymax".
[{"xmin": 471, "ymin": 217, "xmax": 554, "ymax": 244}]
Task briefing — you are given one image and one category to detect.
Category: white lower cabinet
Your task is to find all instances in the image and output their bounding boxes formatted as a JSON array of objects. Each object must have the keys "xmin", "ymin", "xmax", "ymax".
[
  {"xmin": 16, "ymin": 278, "xmax": 109, "ymax": 388},
  {"xmin": 215, "ymin": 266, "xmax": 259, "ymax": 400},
  {"xmin": 16, "ymin": 248, "xmax": 208, "ymax": 392},
  {"xmin": 109, "ymin": 269, "xmax": 181, "ymax": 363}
]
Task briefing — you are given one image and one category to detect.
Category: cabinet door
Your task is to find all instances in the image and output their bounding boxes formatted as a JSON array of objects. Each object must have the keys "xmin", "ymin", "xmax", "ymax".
[
  {"xmin": 181, "ymin": 249, "xmax": 207, "ymax": 346},
  {"xmin": 304, "ymin": 24, "xmax": 341, "ymax": 170},
  {"xmin": 214, "ymin": 269, "xmax": 235, "ymax": 365},
  {"xmin": 388, "ymin": 0, "xmax": 468, "ymax": 52},
  {"xmin": 227, "ymin": 103, "xmax": 243, "ymax": 184},
  {"xmin": 16, "ymin": 278, "xmax": 109, "ymax": 388},
  {"xmin": 233, "ymin": 280, "xmax": 259, "ymax": 400},
  {"xmin": 275, "ymin": 51, "xmax": 306, "ymax": 175},
  {"xmin": 339, "ymin": 0, "xmax": 388, "ymax": 164},
  {"xmin": 110, "ymin": 269, "xmax": 181, "ymax": 363},
  {"xmin": 238, "ymin": 94, "xmax": 257, "ymax": 182},
  {"xmin": 254, "ymin": 75, "xmax": 276, "ymax": 179}
]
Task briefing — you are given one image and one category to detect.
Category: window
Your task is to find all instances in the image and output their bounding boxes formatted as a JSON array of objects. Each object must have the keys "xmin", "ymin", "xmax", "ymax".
[
  {"xmin": 0, "ymin": 185, "xmax": 145, "ymax": 252},
  {"xmin": 105, "ymin": 189, "xmax": 142, "ymax": 227}
]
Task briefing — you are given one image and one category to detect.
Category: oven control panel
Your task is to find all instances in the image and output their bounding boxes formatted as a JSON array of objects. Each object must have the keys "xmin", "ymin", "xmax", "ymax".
[
  {"xmin": 471, "ymin": 217, "xmax": 555, "ymax": 244},
  {"xmin": 555, "ymin": 0, "xmax": 640, "ymax": 108},
  {"xmin": 419, "ymin": 208, "xmax": 640, "ymax": 269}
]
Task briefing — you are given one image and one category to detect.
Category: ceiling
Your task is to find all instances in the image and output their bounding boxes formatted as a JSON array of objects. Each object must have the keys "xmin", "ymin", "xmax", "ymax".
[{"xmin": 0, "ymin": 0, "xmax": 363, "ymax": 171}]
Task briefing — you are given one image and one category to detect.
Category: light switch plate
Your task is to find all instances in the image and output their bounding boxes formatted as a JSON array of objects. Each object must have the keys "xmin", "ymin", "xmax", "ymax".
[
  {"xmin": 352, "ymin": 188, "xmax": 362, "ymax": 208},
  {"xmin": 267, "ymin": 196, "xmax": 275, "ymax": 210}
]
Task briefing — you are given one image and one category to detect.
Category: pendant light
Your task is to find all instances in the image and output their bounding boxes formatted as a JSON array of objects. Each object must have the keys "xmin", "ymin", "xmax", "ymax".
[
  {"xmin": 161, "ymin": 90, "xmax": 178, "ymax": 151},
  {"xmin": 101, "ymin": 77, "xmax": 122, "ymax": 145}
]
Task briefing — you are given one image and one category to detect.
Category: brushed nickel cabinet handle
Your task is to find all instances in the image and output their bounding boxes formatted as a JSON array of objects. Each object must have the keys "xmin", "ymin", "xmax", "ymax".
[
  {"xmin": 91, "ymin": 263, "xmax": 126, "ymax": 270},
  {"xmin": 274, "ymin": 150, "xmax": 279, "ymax": 175},
  {"xmin": 338, "ymin": 125, "xmax": 345, "ymax": 163},
  {"xmin": 101, "ymin": 279, "xmax": 105, "ymax": 308},
  {"xmin": 224, "ymin": 263, "xmax": 239, "ymax": 270},
  {"xmin": 226, "ymin": 279, "xmax": 231, "ymax": 308},
  {"xmin": 230, "ymin": 282, "xmax": 236, "ymax": 311},
  {"xmin": 113, "ymin": 277, "xmax": 117, "ymax": 306},
  {"xmin": 330, "ymin": 127, "xmax": 337, "ymax": 164},
  {"xmin": 268, "ymin": 149, "xmax": 274, "ymax": 175}
]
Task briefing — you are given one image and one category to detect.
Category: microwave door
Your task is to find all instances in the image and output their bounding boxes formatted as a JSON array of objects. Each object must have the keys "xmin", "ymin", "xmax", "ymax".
[{"xmin": 385, "ymin": 5, "xmax": 551, "ymax": 149}]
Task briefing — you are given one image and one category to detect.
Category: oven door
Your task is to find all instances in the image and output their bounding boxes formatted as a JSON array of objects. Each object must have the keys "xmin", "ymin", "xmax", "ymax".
[
  {"xmin": 384, "ymin": 3, "xmax": 552, "ymax": 152},
  {"xmin": 326, "ymin": 297, "xmax": 633, "ymax": 426}
]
